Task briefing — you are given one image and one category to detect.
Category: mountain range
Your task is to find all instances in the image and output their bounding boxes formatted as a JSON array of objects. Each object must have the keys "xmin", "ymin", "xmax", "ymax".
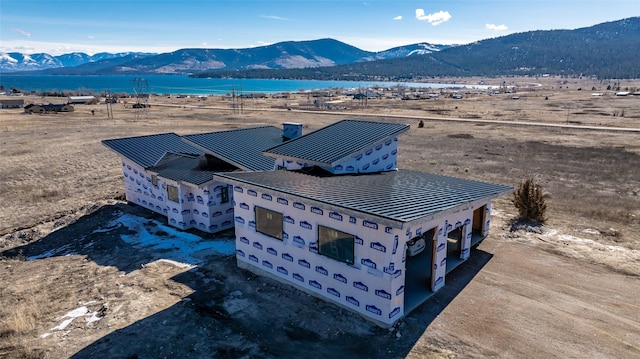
[
  {"xmin": 0, "ymin": 40, "xmax": 449, "ymax": 75},
  {"xmin": 0, "ymin": 52, "xmax": 153, "ymax": 72},
  {"xmin": 1, "ymin": 17, "xmax": 638, "ymax": 79}
]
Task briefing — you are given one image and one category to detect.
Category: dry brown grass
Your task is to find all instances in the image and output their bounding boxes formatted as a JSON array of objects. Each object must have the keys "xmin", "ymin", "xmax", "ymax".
[{"xmin": 0, "ymin": 259, "xmax": 49, "ymax": 358}]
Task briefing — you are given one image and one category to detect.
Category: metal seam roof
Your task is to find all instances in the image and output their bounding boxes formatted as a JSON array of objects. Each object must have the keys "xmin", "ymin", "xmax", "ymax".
[
  {"xmin": 214, "ymin": 169, "xmax": 512, "ymax": 223},
  {"xmin": 149, "ymin": 153, "xmax": 217, "ymax": 186},
  {"xmin": 102, "ymin": 133, "xmax": 204, "ymax": 168},
  {"xmin": 184, "ymin": 126, "xmax": 283, "ymax": 171},
  {"xmin": 264, "ymin": 119, "xmax": 410, "ymax": 165}
]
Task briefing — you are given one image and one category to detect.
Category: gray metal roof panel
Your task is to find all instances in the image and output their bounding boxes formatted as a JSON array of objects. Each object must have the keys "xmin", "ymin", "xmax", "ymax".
[
  {"xmin": 102, "ymin": 133, "xmax": 204, "ymax": 168},
  {"xmin": 184, "ymin": 126, "xmax": 283, "ymax": 171},
  {"xmin": 215, "ymin": 169, "xmax": 512, "ymax": 223},
  {"xmin": 264, "ymin": 120, "xmax": 410, "ymax": 165},
  {"xmin": 149, "ymin": 153, "xmax": 216, "ymax": 186}
]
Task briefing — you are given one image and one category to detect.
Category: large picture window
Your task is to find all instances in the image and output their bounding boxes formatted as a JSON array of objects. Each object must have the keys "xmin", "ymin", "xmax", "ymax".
[
  {"xmin": 167, "ymin": 185, "xmax": 179, "ymax": 203},
  {"xmin": 318, "ymin": 225, "xmax": 354, "ymax": 264},
  {"xmin": 255, "ymin": 206, "xmax": 283, "ymax": 240}
]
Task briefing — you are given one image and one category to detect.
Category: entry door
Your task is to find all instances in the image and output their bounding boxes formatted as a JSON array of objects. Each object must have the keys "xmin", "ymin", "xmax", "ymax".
[{"xmin": 473, "ymin": 205, "xmax": 486, "ymax": 235}]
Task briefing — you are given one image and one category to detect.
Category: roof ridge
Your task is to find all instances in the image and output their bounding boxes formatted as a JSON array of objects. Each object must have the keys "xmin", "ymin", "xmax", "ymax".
[
  {"xmin": 183, "ymin": 125, "xmax": 279, "ymax": 137},
  {"xmin": 102, "ymin": 132, "xmax": 180, "ymax": 142}
]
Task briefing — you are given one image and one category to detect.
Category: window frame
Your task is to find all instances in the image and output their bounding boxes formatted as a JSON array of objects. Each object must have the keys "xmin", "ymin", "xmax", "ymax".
[
  {"xmin": 167, "ymin": 185, "xmax": 179, "ymax": 203},
  {"xmin": 220, "ymin": 185, "xmax": 229, "ymax": 203},
  {"xmin": 151, "ymin": 174, "xmax": 158, "ymax": 186},
  {"xmin": 317, "ymin": 225, "xmax": 355, "ymax": 265},
  {"xmin": 255, "ymin": 206, "xmax": 284, "ymax": 240}
]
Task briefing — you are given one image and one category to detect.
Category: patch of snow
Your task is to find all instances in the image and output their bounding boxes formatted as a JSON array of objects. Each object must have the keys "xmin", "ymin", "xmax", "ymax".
[
  {"xmin": 155, "ymin": 258, "xmax": 196, "ymax": 269},
  {"xmin": 43, "ymin": 305, "xmax": 105, "ymax": 337},
  {"xmin": 85, "ymin": 312, "xmax": 103, "ymax": 325},
  {"xmin": 51, "ymin": 318, "xmax": 75, "ymax": 331},
  {"xmin": 105, "ymin": 213, "xmax": 236, "ymax": 265},
  {"xmin": 27, "ymin": 243, "xmax": 73, "ymax": 260},
  {"xmin": 51, "ymin": 306, "xmax": 88, "ymax": 331},
  {"xmin": 60, "ymin": 306, "xmax": 89, "ymax": 319},
  {"xmin": 91, "ymin": 222, "xmax": 122, "ymax": 233}
]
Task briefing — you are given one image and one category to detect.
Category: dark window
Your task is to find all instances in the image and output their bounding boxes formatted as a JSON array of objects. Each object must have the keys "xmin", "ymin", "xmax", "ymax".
[
  {"xmin": 447, "ymin": 226, "xmax": 463, "ymax": 256},
  {"xmin": 255, "ymin": 206, "xmax": 283, "ymax": 240},
  {"xmin": 151, "ymin": 174, "xmax": 158, "ymax": 186},
  {"xmin": 318, "ymin": 225, "xmax": 354, "ymax": 264},
  {"xmin": 220, "ymin": 186, "xmax": 229, "ymax": 203},
  {"xmin": 167, "ymin": 185, "xmax": 179, "ymax": 203}
]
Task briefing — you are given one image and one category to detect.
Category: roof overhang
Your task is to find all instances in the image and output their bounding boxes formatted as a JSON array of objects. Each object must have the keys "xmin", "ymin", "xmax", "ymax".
[{"xmin": 214, "ymin": 172, "xmax": 512, "ymax": 230}]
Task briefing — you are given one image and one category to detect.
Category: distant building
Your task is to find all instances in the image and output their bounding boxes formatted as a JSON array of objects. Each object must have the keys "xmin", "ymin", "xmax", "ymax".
[
  {"xmin": 67, "ymin": 96, "xmax": 96, "ymax": 104},
  {"xmin": 353, "ymin": 91, "xmax": 381, "ymax": 100},
  {"xmin": 24, "ymin": 103, "xmax": 74, "ymax": 114},
  {"xmin": 0, "ymin": 98, "xmax": 25, "ymax": 109}
]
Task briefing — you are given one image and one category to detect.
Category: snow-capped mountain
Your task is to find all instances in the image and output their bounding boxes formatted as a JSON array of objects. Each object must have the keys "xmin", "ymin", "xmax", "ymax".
[
  {"xmin": 0, "ymin": 40, "xmax": 449, "ymax": 74},
  {"xmin": 0, "ymin": 52, "xmax": 151, "ymax": 72},
  {"xmin": 376, "ymin": 43, "xmax": 451, "ymax": 59}
]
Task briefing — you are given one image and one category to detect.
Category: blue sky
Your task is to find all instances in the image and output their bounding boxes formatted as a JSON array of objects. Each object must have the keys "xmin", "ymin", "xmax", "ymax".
[{"xmin": 1, "ymin": 0, "xmax": 637, "ymax": 55}]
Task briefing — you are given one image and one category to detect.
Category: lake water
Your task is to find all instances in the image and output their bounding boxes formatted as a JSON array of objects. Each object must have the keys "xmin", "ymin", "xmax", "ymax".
[{"xmin": 0, "ymin": 75, "xmax": 488, "ymax": 95}]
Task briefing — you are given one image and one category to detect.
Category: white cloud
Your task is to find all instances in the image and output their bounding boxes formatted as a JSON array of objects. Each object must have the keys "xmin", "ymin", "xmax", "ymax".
[
  {"xmin": 87, "ymin": 35, "xmax": 95, "ymax": 40},
  {"xmin": 393, "ymin": 15, "xmax": 403, "ymax": 21},
  {"xmin": 12, "ymin": 28, "xmax": 32, "ymax": 37},
  {"xmin": 260, "ymin": 15, "xmax": 289, "ymax": 21},
  {"xmin": 486, "ymin": 23, "xmax": 508, "ymax": 31},
  {"xmin": 415, "ymin": 9, "xmax": 451, "ymax": 25}
]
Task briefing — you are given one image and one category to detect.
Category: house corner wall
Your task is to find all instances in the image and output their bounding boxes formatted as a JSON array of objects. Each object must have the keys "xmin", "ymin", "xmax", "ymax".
[
  {"xmin": 231, "ymin": 184, "xmax": 405, "ymax": 327},
  {"xmin": 121, "ymin": 159, "xmax": 167, "ymax": 216},
  {"xmin": 165, "ymin": 182, "xmax": 234, "ymax": 233}
]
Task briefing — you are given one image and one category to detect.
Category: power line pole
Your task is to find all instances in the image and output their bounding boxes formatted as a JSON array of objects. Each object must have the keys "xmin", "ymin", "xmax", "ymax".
[{"xmin": 105, "ymin": 88, "xmax": 114, "ymax": 120}]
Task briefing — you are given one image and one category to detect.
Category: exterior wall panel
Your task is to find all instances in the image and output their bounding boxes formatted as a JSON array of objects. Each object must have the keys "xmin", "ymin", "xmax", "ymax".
[
  {"xmin": 233, "ymin": 183, "xmax": 405, "ymax": 327},
  {"xmin": 273, "ymin": 136, "xmax": 400, "ymax": 174},
  {"xmin": 119, "ymin": 157, "xmax": 233, "ymax": 233}
]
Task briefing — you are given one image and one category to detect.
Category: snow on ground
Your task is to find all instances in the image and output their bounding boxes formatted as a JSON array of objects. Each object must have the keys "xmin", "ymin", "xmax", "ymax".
[
  {"xmin": 27, "ymin": 243, "xmax": 76, "ymax": 260},
  {"xmin": 99, "ymin": 213, "xmax": 236, "ymax": 265},
  {"xmin": 41, "ymin": 306, "xmax": 103, "ymax": 338}
]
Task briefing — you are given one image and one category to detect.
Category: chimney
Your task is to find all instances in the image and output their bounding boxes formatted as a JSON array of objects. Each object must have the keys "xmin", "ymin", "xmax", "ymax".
[{"xmin": 282, "ymin": 122, "xmax": 303, "ymax": 141}]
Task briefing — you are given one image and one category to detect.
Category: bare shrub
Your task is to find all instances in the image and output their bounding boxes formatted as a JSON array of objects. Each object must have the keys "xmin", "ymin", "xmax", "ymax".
[{"xmin": 512, "ymin": 178, "xmax": 547, "ymax": 224}]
